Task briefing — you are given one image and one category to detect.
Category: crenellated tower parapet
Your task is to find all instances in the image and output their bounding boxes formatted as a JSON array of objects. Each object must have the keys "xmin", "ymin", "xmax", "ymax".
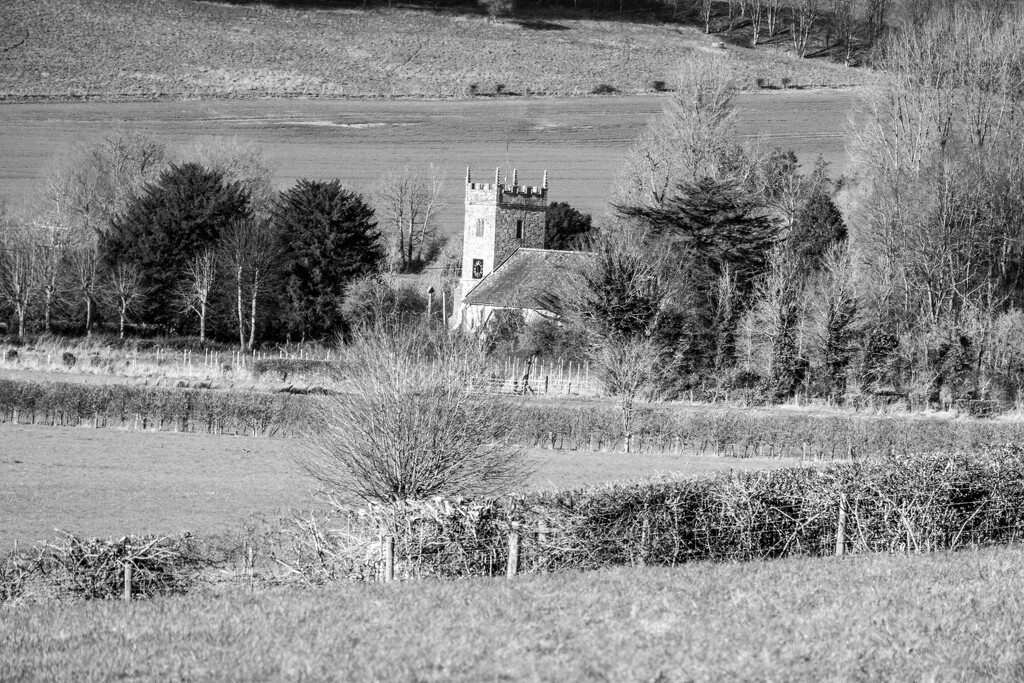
[{"xmin": 457, "ymin": 166, "xmax": 549, "ymax": 311}]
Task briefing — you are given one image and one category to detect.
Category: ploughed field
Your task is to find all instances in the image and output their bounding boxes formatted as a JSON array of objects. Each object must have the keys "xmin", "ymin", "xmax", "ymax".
[
  {"xmin": 0, "ymin": 423, "xmax": 799, "ymax": 550},
  {"xmin": 0, "ymin": 90, "xmax": 859, "ymax": 228}
]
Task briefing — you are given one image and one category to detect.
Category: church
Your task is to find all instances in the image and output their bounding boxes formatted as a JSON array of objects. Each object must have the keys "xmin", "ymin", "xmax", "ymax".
[{"xmin": 450, "ymin": 167, "xmax": 588, "ymax": 330}]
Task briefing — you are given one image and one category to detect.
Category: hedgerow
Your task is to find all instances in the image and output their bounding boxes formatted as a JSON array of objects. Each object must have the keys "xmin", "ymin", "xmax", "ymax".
[
  {"xmin": 0, "ymin": 379, "xmax": 310, "ymax": 436},
  {"xmin": 281, "ymin": 448, "xmax": 1024, "ymax": 582},
  {"xmin": 2, "ymin": 378, "xmax": 1024, "ymax": 455}
]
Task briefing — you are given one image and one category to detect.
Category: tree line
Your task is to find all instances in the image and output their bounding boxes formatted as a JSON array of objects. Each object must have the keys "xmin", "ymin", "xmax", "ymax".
[
  {"xmin": 491, "ymin": 4, "xmax": 1024, "ymax": 415},
  {"xmin": 0, "ymin": 135, "xmax": 593, "ymax": 346}
]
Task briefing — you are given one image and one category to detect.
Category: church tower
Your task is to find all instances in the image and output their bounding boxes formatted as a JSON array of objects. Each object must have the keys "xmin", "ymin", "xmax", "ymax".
[{"xmin": 459, "ymin": 166, "xmax": 548, "ymax": 303}]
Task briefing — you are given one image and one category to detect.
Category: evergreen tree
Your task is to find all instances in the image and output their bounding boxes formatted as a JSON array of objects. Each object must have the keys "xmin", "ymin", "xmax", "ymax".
[
  {"xmin": 101, "ymin": 163, "xmax": 250, "ymax": 330},
  {"xmin": 544, "ymin": 202, "xmax": 593, "ymax": 251},
  {"xmin": 620, "ymin": 176, "xmax": 778, "ymax": 288},
  {"xmin": 788, "ymin": 191, "xmax": 847, "ymax": 270},
  {"xmin": 275, "ymin": 179, "xmax": 383, "ymax": 340}
]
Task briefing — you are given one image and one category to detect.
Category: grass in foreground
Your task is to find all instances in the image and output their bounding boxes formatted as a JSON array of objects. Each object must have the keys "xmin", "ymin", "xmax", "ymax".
[{"xmin": 4, "ymin": 546, "xmax": 1024, "ymax": 681}]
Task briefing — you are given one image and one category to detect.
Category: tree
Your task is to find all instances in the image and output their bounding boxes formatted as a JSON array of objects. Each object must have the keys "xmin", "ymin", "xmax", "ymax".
[
  {"xmin": 68, "ymin": 240, "xmax": 102, "ymax": 336},
  {"xmin": 300, "ymin": 323, "xmax": 530, "ymax": 502},
  {"xmin": 102, "ymin": 163, "xmax": 250, "ymax": 330},
  {"xmin": 790, "ymin": 0, "xmax": 822, "ymax": 57},
  {"xmin": 219, "ymin": 217, "xmax": 282, "ymax": 349},
  {"xmin": 544, "ymin": 202, "xmax": 594, "ymax": 250},
  {"xmin": 373, "ymin": 164, "xmax": 449, "ymax": 273},
  {"xmin": 175, "ymin": 249, "xmax": 218, "ymax": 342},
  {"xmin": 340, "ymin": 274, "xmax": 427, "ymax": 332},
  {"xmin": 787, "ymin": 190, "xmax": 847, "ymax": 270},
  {"xmin": 45, "ymin": 131, "xmax": 166, "ymax": 238},
  {"xmin": 31, "ymin": 219, "xmax": 72, "ymax": 333},
  {"xmin": 182, "ymin": 136, "xmax": 276, "ymax": 221},
  {"xmin": 615, "ymin": 55, "xmax": 744, "ymax": 209},
  {"xmin": 0, "ymin": 218, "xmax": 38, "ymax": 338},
  {"xmin": 275, "ymin": 179, "xmax": 383, "ymax": 340},
  {"xmin": 621, "ymin": 176, "xmax": 779, "ymax": 289},
  {"xmin": 106, "ymin": 261, "xmax": 145, "ymax": 339}
]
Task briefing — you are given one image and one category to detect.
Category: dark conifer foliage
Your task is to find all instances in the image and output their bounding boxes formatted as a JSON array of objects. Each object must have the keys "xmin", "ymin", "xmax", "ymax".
[
  {"xmin": 544, "ymin": 202, "xmax": 594, "ymax": 251},
  {"xmin": 788, "ymin": 192, "xmax": 847, "ymax": 270},
  {"xmin": 102, "ymin": 163, "xmax": 251, "ymax": 329},
  {"xmin": 620, "ymin": 176, "xmax": 779, "ymax": 287},
  {"xmin": 274, "ymin": 179, "xmax": 383, "ymax": 340}
]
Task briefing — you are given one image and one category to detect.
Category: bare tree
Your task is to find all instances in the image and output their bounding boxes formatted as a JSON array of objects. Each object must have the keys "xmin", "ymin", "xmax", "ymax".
[
  {"xmin": 181, "ymin": 136, "xmax": 276, "ymax": 220},
  {"xmin": 44, "ymin": 131, "xmax": 166, "ymax": 238},
  {"xmin": 616, "ymin": 55, "xmax": 743, "ymax": 209},
  {"xmin": 30, "ymin": 218, "xmax": 72, "ymax": 333},
  {"xmin": 750, "ymin": 0, "xmax": 766, "ymax": 45},
  {"xmin": 220, "ymin": 217, "xmax": 282, "ymax": 349},
  {"xmin": 701, "ymin": 0, "xmax": 714, "ymax": 32},
  {"xmin": 176, "ymin": 250, "xmax": 218, "ymax": 342},
  {"xmin": 790, "ymin": 0, "xmax": 822, "ymax": 57},
  {"xmin": 0, "ymin": 218, "xmax": 39, "ymax": 338},
  {"xmin": 301, "ymin": 323, "xmax": 530, "ymax": 503},
  {"xmin": 594, "ymin": 336, "xmax": 662, "ymax": 453},
  {"xmin": 68, "ymin": 241, "xmax": 102, "ymax": 335},
  {"xmin": 107, "ymin": 261, "xmax": 145, "ymax": 339},
  {"xmin": 374, "ymin": 164, "xmax": 449, "ymax": 272},
  {"xmin": 766, "ymin": 0, "xmax": 784, "ymax": 37}
]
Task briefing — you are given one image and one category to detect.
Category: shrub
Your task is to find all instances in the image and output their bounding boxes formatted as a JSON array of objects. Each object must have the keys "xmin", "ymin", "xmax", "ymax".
[
  {"xmin": 61, "ymin": 352, "xmax": 76, "ymax": 368},
  {"xmin": 301, "ymin": 324, "xmax": 530, "ymax": 503},
  {"xmin": 591, "ymin": 83, "xmax": 617, "ymax": 94},
  {"xmin": 2, "ymin": 532, "xmax": 204, "ymax": 603},
  {"xmin": 651, "ymin": 79, "xmax": 667, "ymax": 92},
  {"xmin": 755, "ymin": 77, "xmax": 768, "ymax": 89}
]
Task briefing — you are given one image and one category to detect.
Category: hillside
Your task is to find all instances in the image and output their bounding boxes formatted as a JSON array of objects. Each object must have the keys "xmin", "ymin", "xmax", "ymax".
[{"xmin": 0, "ymin": 0, "xmax": 872, "ymax": 101}]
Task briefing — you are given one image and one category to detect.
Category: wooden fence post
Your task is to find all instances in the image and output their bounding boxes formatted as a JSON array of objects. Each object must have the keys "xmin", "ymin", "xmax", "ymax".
[
  {"xmin": 507, "ymin": 530, "xmax": 520, "ymax": 578},
  {"xmin": 384, "ymin": 535, "xmax": 395, "ymax": 583},
  {"xmin": 123, "ymin": 562, "xmax": 133, "ymax": 602},
  {"xmin": 836, "ymin": 494, "xmax": 848, "ymax": 557}
]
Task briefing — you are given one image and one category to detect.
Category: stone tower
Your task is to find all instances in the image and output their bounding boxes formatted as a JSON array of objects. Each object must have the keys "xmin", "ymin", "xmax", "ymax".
[{"xmin": 460, "ymin": 166, "xmax": 548, "ymax": 302}]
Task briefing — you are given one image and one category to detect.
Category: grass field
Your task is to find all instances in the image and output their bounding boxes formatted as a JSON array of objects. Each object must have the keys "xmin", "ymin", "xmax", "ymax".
[
  {"xmin": 3, "ymin": 545, "xmax": 1023, "ymax": 680},
  {"xmin": 0, "ymin": 89, "xmax": 860, "ymax": 225},
  {"xmin": 1, "ymin": 0, "xmax": 871, "ymax": 103},
  {"xmin": 0, "ymin": 423, "xmax": 799, "ymax": 550}
]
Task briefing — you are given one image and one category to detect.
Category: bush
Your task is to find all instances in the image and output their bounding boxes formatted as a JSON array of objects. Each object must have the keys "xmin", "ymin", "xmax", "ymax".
[
  {"xmin": 651, "ymin": 79, "xmax": 667, "ymax": 92},
  {"xmin": 2, "ymin": 532, "xmax": 204, "ymax": 603},
  {"xmin": 591, "ymin": 83, "xmax": 617, "ymax": 94},
  {"xmin": 301, "ymin": 324, "xmax": 530, "ymax": 503},
  {"xmin": 61, "ymin": 352, "xmax": 76, "ymax": 368}
]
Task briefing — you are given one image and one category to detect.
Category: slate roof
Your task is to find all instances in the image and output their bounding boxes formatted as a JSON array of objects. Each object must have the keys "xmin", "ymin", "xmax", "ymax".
[{"xmin": 463, "ymin": 248, "xmax": 592, "ymax": 314}]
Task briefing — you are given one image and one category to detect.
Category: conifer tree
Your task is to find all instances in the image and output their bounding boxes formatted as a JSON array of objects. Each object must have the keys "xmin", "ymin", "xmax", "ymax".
[
  {"xmin": 274, "ymin": 179, "xmax": 383, "ymax": 340},
  {"xmin": 101, "ymin": 162, "xmax": 250, "ymax": 330}
]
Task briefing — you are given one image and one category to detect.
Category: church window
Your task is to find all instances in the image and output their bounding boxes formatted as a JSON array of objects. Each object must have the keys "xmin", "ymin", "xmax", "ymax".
[
  {"xmin": 472, "ymin": 259, "xmax": 483, "ymax": 279},
  {"xmin": 475, "ymin": 218, "xmax": 485, "ymax": 237},
  {"xmin": 516, "ymin": 219, "xmax": 524, "ymax": 239}
]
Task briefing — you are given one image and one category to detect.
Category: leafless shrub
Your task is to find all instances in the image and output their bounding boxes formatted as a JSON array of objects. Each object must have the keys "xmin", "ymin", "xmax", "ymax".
[{"xmin": 300, "ymin": 324, "xmax": 530, "ymax": 503}]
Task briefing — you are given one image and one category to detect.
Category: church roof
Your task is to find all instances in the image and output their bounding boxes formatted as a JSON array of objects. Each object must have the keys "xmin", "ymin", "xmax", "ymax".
[{"xmin": 464, "ymin": 248, "xmax": 591, "ymax": 314}]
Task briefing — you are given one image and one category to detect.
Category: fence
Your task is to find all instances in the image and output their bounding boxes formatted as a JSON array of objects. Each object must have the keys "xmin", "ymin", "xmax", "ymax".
[{"xmin": 474, "ymin": 358, "xmax": 597, "ymax": 397}]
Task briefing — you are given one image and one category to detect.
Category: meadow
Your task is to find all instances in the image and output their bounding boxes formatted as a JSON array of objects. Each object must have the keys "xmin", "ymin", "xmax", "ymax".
[
  {"xmin": 3, "ymin": 546, "xmax": 1024, "ymax": 680},
  {"xmin": 0, "ymin": 422, "xmax": 797, "ymax": 549},
  {"xmin": 1, "ymin": 0, "xmax": 871, "ymax": 103}
]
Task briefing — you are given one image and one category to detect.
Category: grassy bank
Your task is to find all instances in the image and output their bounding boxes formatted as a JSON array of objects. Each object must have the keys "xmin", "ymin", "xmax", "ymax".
[
  {"xmin": 1, "ymin": 0, "xmax": 871, "ymax": 101},
  {"xmin": 3, "ymin": 546, "xmax": 1023, "ymax": 680}
]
